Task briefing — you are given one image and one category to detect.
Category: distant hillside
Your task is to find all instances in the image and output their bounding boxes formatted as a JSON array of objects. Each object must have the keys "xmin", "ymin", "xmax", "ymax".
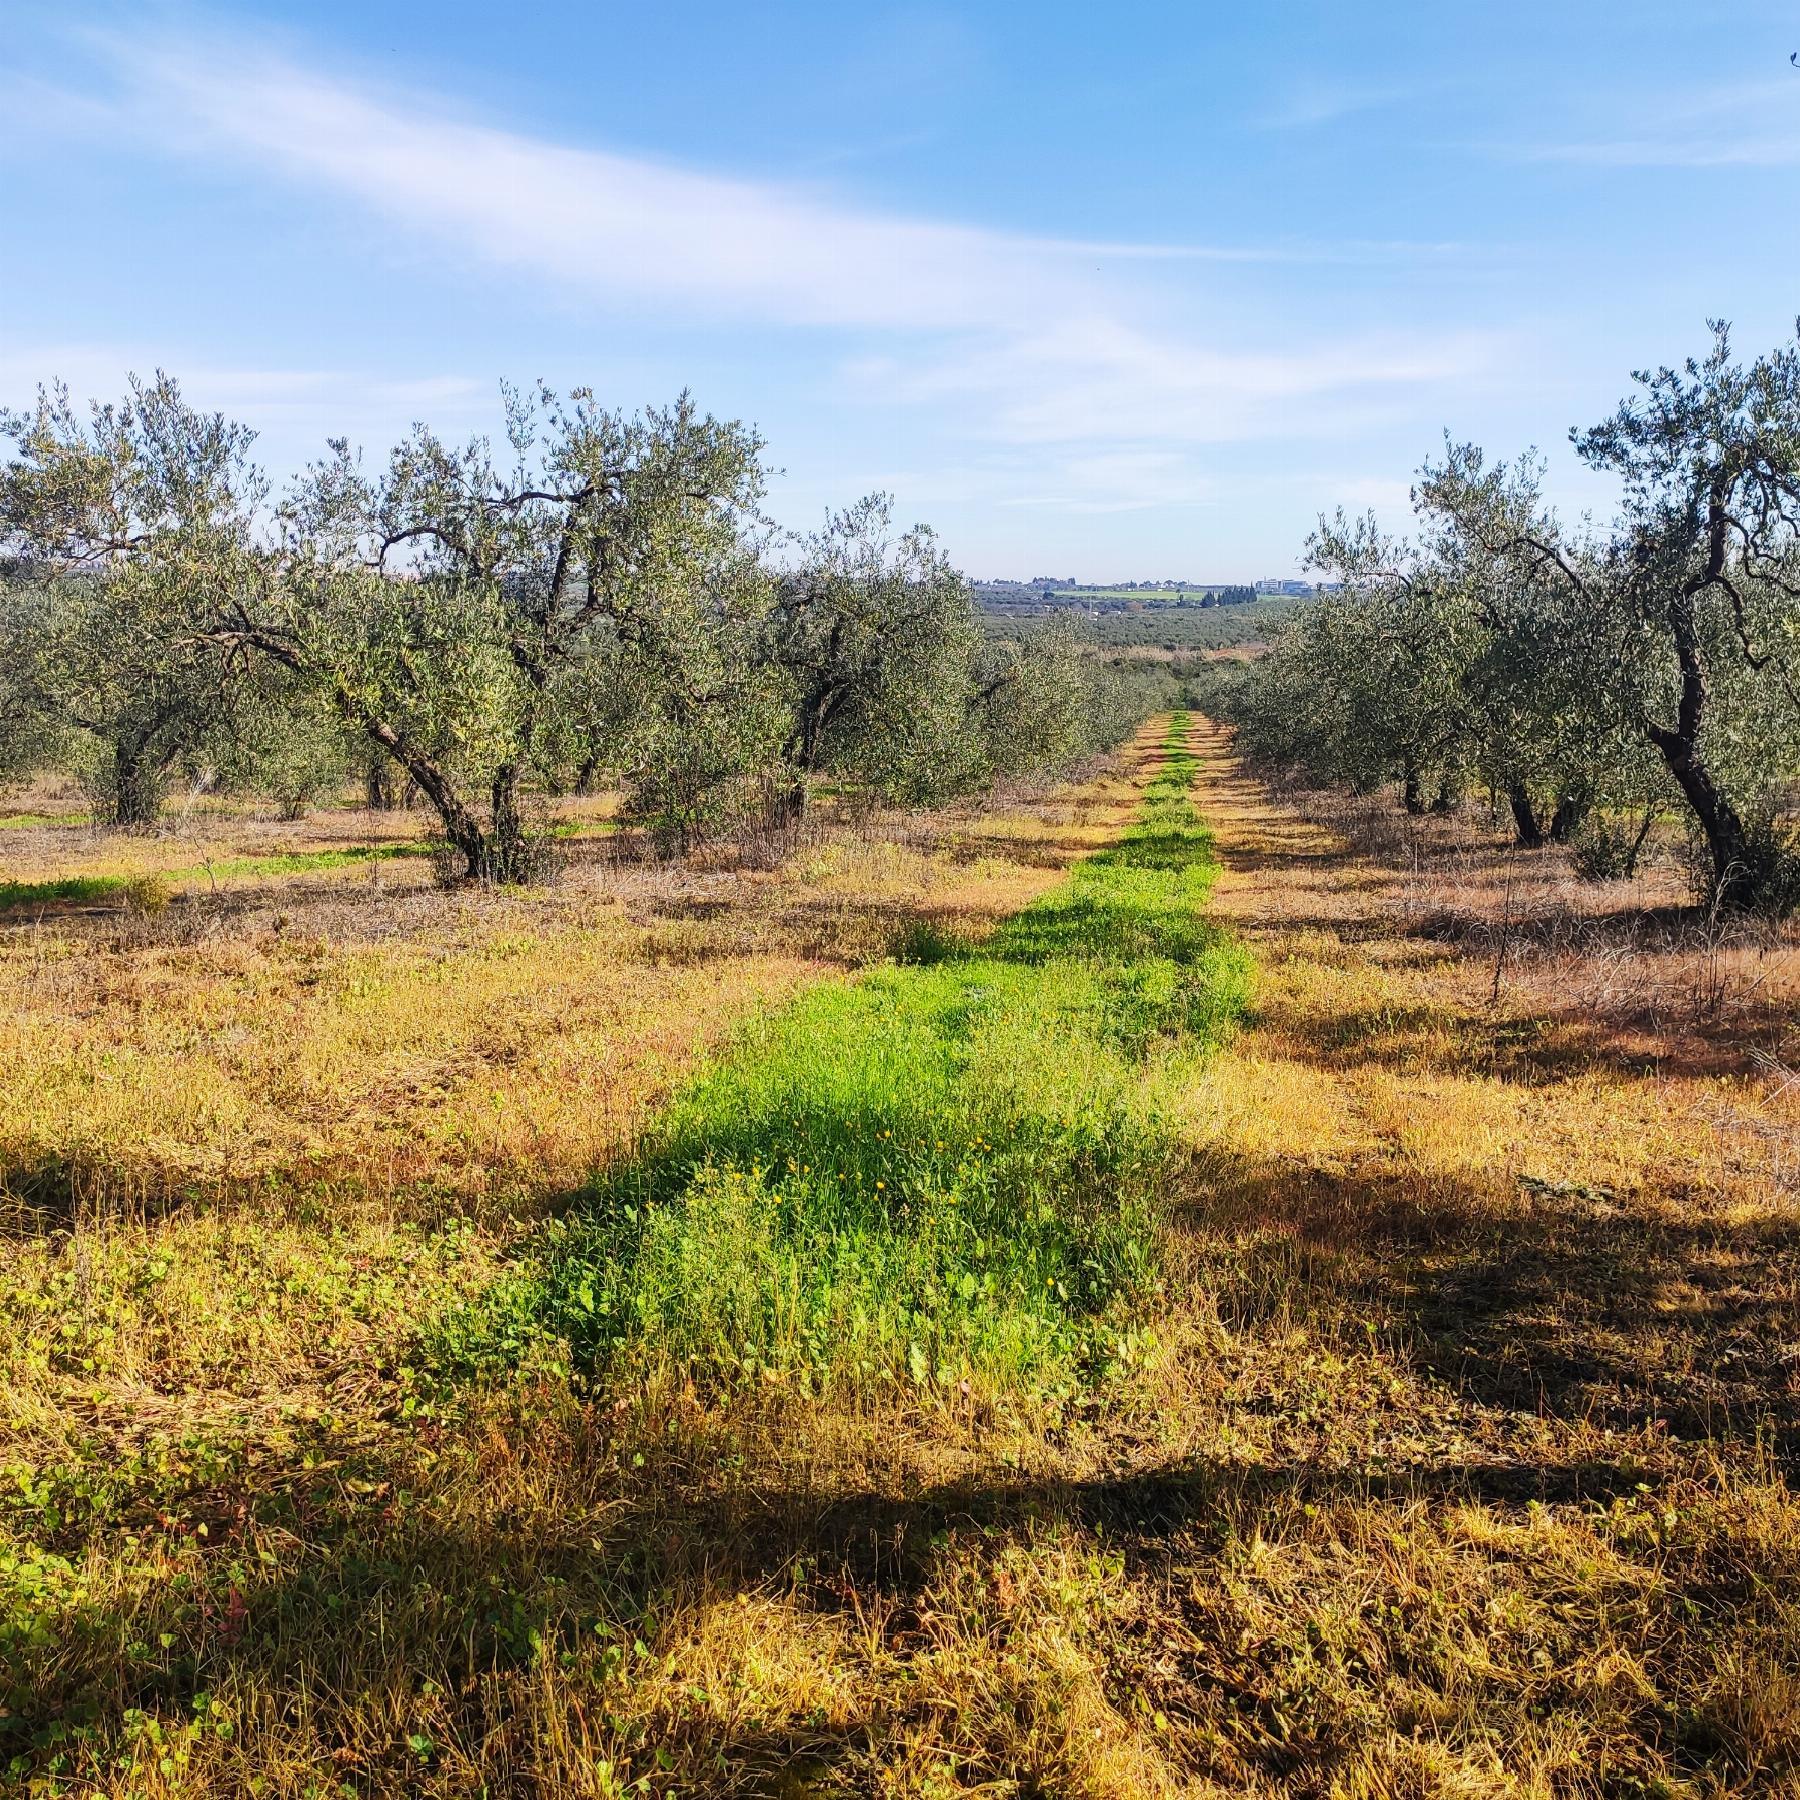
[
  {"xmin": 980, "ymin": 590, "xmax": 1305, "ymax": 652},
  {"xmin": 974, "ymin": 581, "xmax": 1263, "ymax": 613}
]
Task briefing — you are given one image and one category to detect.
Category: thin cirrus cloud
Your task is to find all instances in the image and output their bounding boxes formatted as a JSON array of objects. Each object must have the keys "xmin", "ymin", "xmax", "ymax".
[
  {"xmin": 865, "ymin": 448, "xmax": 1221, "ymax": 517},
  {"xmin": 59, "ymin": 26, "xmax": 1502, "ymax": 456},
  {"xmin": 1258, "ymin": 77, "xmax": 1429, "ymax": 131},
  {"xmin": 0, "ymin": 343, "xmax": 493, "ymax": 450},
  {"xmin": 89, "ymin": 31, "xmax": 1132, "ymax": 335},
  {"xmin": 1525, "ymin": 79, "xmax": 1800, "ymax": 167},
  {"xmin": 848, "ymin": 315, "xmax": 1502, "ymax": 447}
]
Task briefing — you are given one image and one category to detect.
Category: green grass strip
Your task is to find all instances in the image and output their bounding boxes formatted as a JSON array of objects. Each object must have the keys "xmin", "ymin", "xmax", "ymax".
[
  {"xmin": 435, "ymin": 714, "xmax": 1250, "ymax": 1403},
  {"xmin": 0, "ymin": 872, "xmax": 126, "ymax": 908},
  {"xmin": 0, "ymin": 843, "xmax": 436, "ymax": 912},
  {"xmin": 0, "ymin": 825, "xmax": 621, "ymax": 912}
]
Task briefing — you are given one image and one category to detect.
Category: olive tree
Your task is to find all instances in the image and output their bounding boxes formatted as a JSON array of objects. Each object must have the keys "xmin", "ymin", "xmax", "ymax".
[
  {"xmin": 1426, "ymin": 324, "xmax": 1800, "ymax": 908},
  {"xmin": 1301, "ymin": 512, "xmax": 1485, "ymax": 812},
  {"xmin": 1403, "ymin": 451, "xmax": 1658, "ymax": 844},
  {"xmin": 975, "ymin": 613, "xmax": 1117, "ymax": 778},
  {"xmin": 0, "ymin": 376, "xmax": 262, "ymax": 826},
  {"xmin": 230, "ymin": 386, "xmax": 769, "ymax": 880},
  {"xmin": 1240, "ymin": 461, "xmax": 1664, "ymax": 851},
  {"xmin": 214, "ymin": 667, "xmax": 357, "ymax": 821},
  {"xmin": 0, "ymin": 628, "xmax": 71, "ymax": 791},
  {"xmin": 1233, "ymin": 515, "xmax": 1491, "ymax": 817},
  {"xmin": 763, "ymin": 496, "xmax": 985, "ymax": 817},
  {"xmin": 610, "ymin": 538, "xmax": 788, "ymax": 853}
]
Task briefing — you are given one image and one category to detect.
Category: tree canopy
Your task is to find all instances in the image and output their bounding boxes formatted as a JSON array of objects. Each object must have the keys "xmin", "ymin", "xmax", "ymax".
[
  {"xmin": 0, "ymin": 374, "xmax": 1144, "ymax": 864},
  {"xmin": 1229, "ymin": 322, "xmax": 1800, "ymax": 910}
]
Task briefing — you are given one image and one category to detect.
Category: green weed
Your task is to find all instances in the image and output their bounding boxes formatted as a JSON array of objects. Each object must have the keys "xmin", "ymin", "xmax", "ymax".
[
  {"xmin": 0, "ymin": 824, "xmax": 621, "ymax": 911},
  {"xmin": 0, "ymin": 843, "xmax": 433, "ymax": 911},
  {"xmin": 439, "ymin": 716, "xmax": 1250, "ymax": 1400}
]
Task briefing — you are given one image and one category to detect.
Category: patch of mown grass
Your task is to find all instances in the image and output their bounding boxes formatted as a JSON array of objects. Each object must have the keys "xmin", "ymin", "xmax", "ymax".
[
  {"xmin": 439, "ymin": 716, "xmax": 1250, "ymax": 1401},
  {"xmin": 0, "ymin": 824, "xmax": 621, "ymax": 911},
  {"xmin": 0, "ymin": 872, "xmax": 124, "ymax": 909},
  {"xmin": 0, "ymin": 842, "xmax": 438, "ymax": 911}
]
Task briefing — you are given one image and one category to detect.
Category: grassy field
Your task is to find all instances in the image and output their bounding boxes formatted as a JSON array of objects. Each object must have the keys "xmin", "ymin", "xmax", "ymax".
[
  {"xmin": 0, "ymin": 789, "xmax": 623, "ymax": 911},
  {"xmin": 1014, "ymin": 588, "xmax": 1212, "ymax": 603},
  {"xmin": 979, "ymin": 596, "xmax": 1300, "ymax": 654},
  {"xmin": 983, "ymin": 589, "xmax": 1254, "ymax": 605},
  {"xmin": 4, "ymin": 718, "xmax": 1799, "ymax": 1796}
]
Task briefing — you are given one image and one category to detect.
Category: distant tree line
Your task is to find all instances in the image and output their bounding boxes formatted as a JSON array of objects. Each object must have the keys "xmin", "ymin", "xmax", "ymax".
[
  {"xmin": 1222, "ymin": 323, "xmax": 1800, "ymax": 912},
  {"xmin": 0, "ymin": 378, "xmax": 1141, "ymax": 875},
  {"xmin": 974, "ymin": 582, "xmax": 1259, "ymax": 613}
]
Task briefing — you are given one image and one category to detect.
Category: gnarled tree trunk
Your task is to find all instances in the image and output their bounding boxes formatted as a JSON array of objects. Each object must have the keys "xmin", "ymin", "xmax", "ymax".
[
  {"xmin": 1548, "ymin": 788, "xmax": 1592, "ymax": 844},
  {"xmin": 1507, "ymin": 783, "xmax": 1543, "ymax": 848},
  {"xmin": 364, "ymin": 755, "xmax": 397, "ymax": 811},
  {"xmin": 1401, "ymin": 759, "xmax": 1426, "ymax": 815},
  {"xmin": 1646, "ymin": 592, "xmax": 1777, "ymax": 910},
  {"xmin": 101, "ymin": 737, "xmax": 175, "ymax": 830}
]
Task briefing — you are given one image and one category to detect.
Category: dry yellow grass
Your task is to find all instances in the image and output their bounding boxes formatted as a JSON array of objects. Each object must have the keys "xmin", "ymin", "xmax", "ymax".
[
  {"xmin": 3, "ymin": 722, "xmax": 1797, "ymax": 1798},
  {"xmin": 0, "ymin": 796, "xmax": 447, "ymax": 890},
  {"xmin": 1188, "ymin": 720, "xmax": 1800, "ymax": 1205},
  {"xmin": 0, "ymin": 773, "xmax": 1135, "ymax": 1225}
]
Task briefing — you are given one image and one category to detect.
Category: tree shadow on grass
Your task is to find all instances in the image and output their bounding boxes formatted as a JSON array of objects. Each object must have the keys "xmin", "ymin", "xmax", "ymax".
[
  {"xmin": 10, "ymin": 1393, "xmax": 1789, "ymax": 1796},
  {"xmin": 1211, "ymin": 784, "xmax": 1799, "ymax": 1081},
  {"xmin": 1253, "ymin": 966, "xmax": 1793, "ymax": 1085},
  {"xmin": 0, "ymin": 1151, "xmax": 207, "ymax": 1238},
  {"xmin": 12, "ymin": 1125, "xmax": 1799, "ymax": 1789},
  {"xmin": 1181, "ymin": 1148, "xmax": 1800, "ymax": 1455}
]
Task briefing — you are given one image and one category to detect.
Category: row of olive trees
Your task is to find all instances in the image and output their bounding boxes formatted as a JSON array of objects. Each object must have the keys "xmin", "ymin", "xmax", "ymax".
[
  {"xmin": 0, "ymin": 376, "xmax": 1133, "ymax": 875},
  {"xmin": 1227, "ymin": 323, "xmax": 1800, "ymax": 912}
]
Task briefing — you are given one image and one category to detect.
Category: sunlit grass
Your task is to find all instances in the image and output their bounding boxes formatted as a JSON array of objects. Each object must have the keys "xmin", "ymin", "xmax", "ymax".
[
  {"xmin": 445, "ymin": 715, "xmax": 1251, "ymax": 1400},
  {"xmin": 0, "ymin": 731, "xmax": 1158, "ymax": 1792},
  {"xmin": 0, "ymin": 823, "xmax": 631, "ymax": 911},
  {"xmin": 5, "ymin": 718, "xmax": 1795, "ymax": 1796},
  {"xmin": 0, "ymin": 756, "xmax": 1136, "ymax": 1229},
  {"xmin": 0, "ymin": 843, "xmax": 434, "ymax": 911}
]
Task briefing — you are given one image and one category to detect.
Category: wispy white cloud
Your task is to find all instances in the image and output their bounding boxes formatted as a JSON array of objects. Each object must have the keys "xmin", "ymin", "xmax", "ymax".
[
  {"xmin": 5, "ymin": 21, "xmax": 1515, "ymax": 559},
  {"xmin": 62, "ymin": 29, "xmax": 1488, "ymax": 329},
  {"xmin": 1260, "ymin": 78, "xmax": 1427, "ymax": 131},
  {"xmin": 857, "ymin": 446, "xmax": 1219, "ymax": 516},
  {"xmin": 79, "ymin": 31, "xmax": 1119, "ymax": 334},
  {"xmin": 1319, "ymin": 474, "xmax": 1416, "ymax": 514},
  {"xmin": 1001, "ymin": 448, "xmax": 1216, "ymax": 512},
  {"xmin": 1524, "ymin": 78, "xmax": 1800, "ymax": 167},
  {"xmin": 848, "ymin": 314, "xmax": 1505, "ymax": 447},
  {"xmin": 0, "ymin": 345, "xmax": 489, "ymax": 444}
]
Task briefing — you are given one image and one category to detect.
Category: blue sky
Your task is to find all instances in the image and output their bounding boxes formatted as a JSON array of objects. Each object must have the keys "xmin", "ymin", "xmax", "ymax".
[{"xmin": 4, "ymin": 1, "xmax": 1799, "ymax": 579}]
